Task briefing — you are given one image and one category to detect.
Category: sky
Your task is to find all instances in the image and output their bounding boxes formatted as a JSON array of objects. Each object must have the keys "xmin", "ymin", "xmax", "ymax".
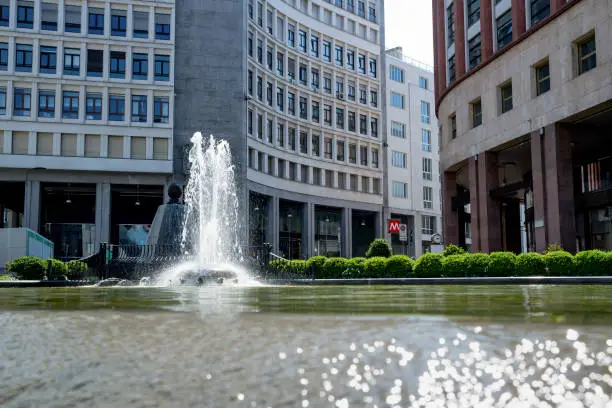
[{"xmin": 384, "ymin": 0, "xmax": 434, "ymax": 67}]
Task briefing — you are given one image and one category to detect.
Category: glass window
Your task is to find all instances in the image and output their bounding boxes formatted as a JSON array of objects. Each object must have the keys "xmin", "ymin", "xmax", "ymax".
[
  {"xmin": 312, "ymin": 134, "xmax": 320, "ymax": 156},
  {"xmin": 155, "ymin": 55, "xmax": 170, "ymax": 81},
  {"xmin": 64, "ymin": 5, "xmax": 81, "ymax": 33},
  {"xmin": 324, "ymin": 105, "xmax": 331, "ymax": 125},
  {"xmin": 390, "ymin": 92, "xmax": 404, "ymax": 108},
  {"xmin": 17, "ymin": 3, "xmax": 34, "ymax": 28},
  {"xmin": 324, "ymin": 137, "xmax": 332, "ymax": 159},
  {"xmin": 87, "ymin": 49, "xmax": 103, "ymax": 77},
  {"xmin": 448, "ymin": 55, "xmax": 456, "ymax": 83},
  {"xmin": 0, "ymin": 4, "xmax": 9, "ymax": 26},
  {"xmin": 62, "ymin": 91, "xmax": 79, "ymax": 119},
  {"xmin": 348, "ymin": 111, "xmax": 355, "ymax": 131},
  {"xmin": 13, "ymin": 88, "xmax": 31, "ymax": 116},
  {"xmin": 372, "ymin": 148, "xmax": 379, "ymax": 168},
  {"xmin": 423, "ymin": 186, "xmax": 433, "ymax": 209},
  {"xmin": 450, "ymin": 114, "xmax": 457, "ymax": 139},
  {"xmin": 419, "ymin": 77, "xmax": 428, "ymax": 90},
  {"xmin": 299, "ymin": 95, "xmax": 307, "ymax": 118},
  {"xmin": 422, "ymin": 129, "xmax": 432, "ymax": 152},
  {"xmin": 348, "ymin": 143, "xmax": 357, "ymax": 164},
  {"xmin": 133, "ymin": 10, "xmax": 148, "ymax": 38},
  {"xmin": 88, "ymin": 8, "xmax": 104, "ymax": 34},
  {"xmin": 335, "ymin": 45, "xmax": 343, "ymax": 66},
  {"xmin": 536, "ymin": 62, "xmax": 550, "ymax": 95},
  {"xmin": 131, "ymin": 95, "xmax": 147, "ymax": 122},
  {"xmin": 311, "ymin": 35, "xmax": 319, "ymax": 57},
  {"xmin": 111, "ymin": 11, "xmax": 127, "ymax": 37},
  {"xmin": 369, "ymin": 57, "xmax": 377, "ymax": 78},
  {"xmin": 392, "ymin": 181, "xmax": 407, "ymax": 198},
  {"xmin": 63, "ymin": 48, "xmax": 80, "ymax": 75},
  {"xmin": 471, "ymin": 99, "xmax": 482, "ymax": 127},
  {"xmin": 110, "ymin": 51, "xmax": 126, "ymax": 78},
  {"xmin": 390, "ymin": 66, "xmax": 404, "ymax": 82},
  {"xmin": 468, "ymin": 34, "xmax": 481, "ymax": 69},
  {"xmin": 298, "ymin": 30, "xmax": 307, "ymax": 52},
  {"xmin": 530, "ymin": 0, "xmax": 550, "ymax": 26},
  {"xmin": 391, "ymin": 151, "xmax": 407, "ymax": 168},
  {"xmin": 299, "ymin": 131, "xmax": 307, "ymax": 154},
  {"xmin": 422, "ymin": 216, "xmax": 437, "ymax": 235},
  {"xmin": 358, "ymin": 54, "xmax": 366, "ymax": 74},
  {"xmin": 578, "ymin": 35, "xmax": 596, "ymax": 75},
  {"xmin": 154, "ymin": 96, "xmax": 169, "ymax": 123},
  {"xmin": 371, "ymin": 117, "xmax": 378, "ymax": 137},
  {"xmin": 322, "ymin": 40, "xmax": 331, "ymax": 62},
  {"xmin": 16, "ymin": 44, "xmax": 33, "ymax": 72},
  {"xmin": 41, "ymin": 3, "xmax": 58, "ymax": 31},
  {"xmin": 391, "ymin": 121, "xmax": 405, "ymax": 138},
  {"xmin": 359, "ymin": 114, "xmax": 367, "ymax": 135},
  {"xmin": 287, "ymin": 25, "xmax": 295, "ymax": 47},
  {"xmin": 500, "ymin": 82, "xmax": 513, "ymax": 113},
  {"xmin": 0, "ymin": 43, "xmax": 6, "ymax": 70},
  {"xmin": 336, "ymin": 108, "xmax": 344, "ymax": 129},
  {"xmin": 347, "ymin": 50, "xmax": 355, "ymax": 70},
  {"xmin": 496, "ymin": 10, "xmax": 512, "ymax": 50},
  {"xmin": 447, "ymin": 2, "xmax": 454, "ymax": 45},
  {"xmin": 38, "ymin": 90, "xmax": 55, "ymax": 118},
  {"xmin": 108, "ymin": 95, "xmax": 125, "ymax": 121},
  {"xmin": 132, "ymin": 53, "xmax": 148, "ymax": 80},
  {"xmin": 423, "ymin": 158, "xmax": 433, "ymax": 180},
  {"xmin": 0, "ymin": 88, "xmax": 6, "ymax": 115},
  {"xmin": 288, "ymin": 92, "xmax": 295, "ymax": 115},
  {"xmin": 155, "ymin": 13, "xmax": 171, "ymax": 40},
  {"xmin": 337, "ymin": 140, "xmax": 345, "ymax": 161},
  {"xmin": 421, "ymin": 101, "xmax": 430, "ymax": 124},
  {"xmin": 466, "ymin": 0, "xmax": 480, "ymax": 27},
  {"xmin": 86, "ymin": 93, "xmax": 102, "ymax": 120},
  {"xmin": 277, "ymin": 123, "xmax": 285, "ymax": 146},
  {"xmin": 39, "ymin": 46, "xmax": 56, "ymax": 74}
]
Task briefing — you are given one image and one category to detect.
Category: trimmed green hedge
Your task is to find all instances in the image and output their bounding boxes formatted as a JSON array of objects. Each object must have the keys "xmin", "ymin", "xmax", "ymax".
[
  {"xmin": 6, "ymin": 256, "xmax": 47, "ymax": 280},
  {"xmin": 545, "ymin": 251, "xmax": 575, "ymax": 276},
  {"xmin": 47, "ymin": 258, "xmax": 68, "ymax": 280},
  {"xmin": 322, "ymin": 258, "xmax": 348, "ymax": 279},
  {"xmin": 414, "ymin": 253, "xmax": 444, "ymax": 278},
  {"xmin": 574, "ymin": 250, "xmax": 610, "ymax": 276},
  {"xmin": 66, "ymin": 260, "xmax": 88, "ymax": 280},
  {"xmin": 365, "ymin": 239, "xmax": 392, "ymax": 258},
  {"xmin": 363, "ymin": 257, "xmax": 387, "ymax": 278},
  {"xmin": 343, "ymin": 257, "xmax": 365, "ymax": 278},
  {"xmin": 386, "ymin": 255, "xmax": 414, "ymax": 278},
  {"xmin": 488, "ymin": 252, "xmax": 517, "ymax": 277},
  {"xmin": 442, "ymin": 254, "xmax": 469, "ymax": 277},
  {"xmin": 463, "ymin": 253, "xmax": 490, "ymax": 277},
  {"xmin": 515, "ymin": 253, "xmax": 546, "ymax": 276}
]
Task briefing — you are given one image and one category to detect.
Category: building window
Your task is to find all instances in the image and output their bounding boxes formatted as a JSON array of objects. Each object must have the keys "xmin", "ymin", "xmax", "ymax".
[
  {"xmin": 62, "ymin": 91, "xmax": 79, "ymax": 119},
  {"xmin": 110, "ymin": 51, "xmax": 126, "ymax": 78},
  {"xmin": 257, "ymin": 76, "xmax": 263, "ymax": 101},
  {"xmin": 299, "ymin": 132, "xmax": 308, "ymax": 154},
  {"xmin": 471, "ymin": 99, "xmax": 482, "ymax": 127},
  {"xmin": 257, "ymin": 114, "xmax": 263, "ymax": 139},
  {"xmin": 312, "ymin": 101, "xmax": 320, "ymax": 122},
  {"xmin": 132, "ymin": 53, "xmax": 148, "ymax": 80},
  {"xmin": 447, "ymin": 3, "xmax": 454, "ymax": 45},
  {"xmin": 324, "ymin": 105, "xmax": 332, "ymax": 125},
  {"xmin": 311, "ymin": 35, "xmax": 319, "ymax": 57},
  {"xmin": 17, "ymin": 3, "xmax": 34, "ymax": 28},
  {"xmin": 336, "ymin": 108, "xmax": 344, "ymax": 129},
  {"xmin": 16, "ymin": 44, "xmax": 33, "ymax": 72},
  {"xmin": 370, "ymin": 89, "xmax": 378, "ymax": 107},
  {"xmin": 496, "ymin": 10, "xmax": 512, "ymax": 50},
  {"xmin": 423, "ymin": 186, "xmax": 433, "ymax": 209},
  {"xmin": 288, "ymin": 92, "xmax": 295, "ymax": 115},
  {"xmin": 391, "ymin": 151, "xmax": 407, "ymax": 168},
  {"xmin": 0, "ymin": 43, "xmax": 6, "ymax": 71},
  {"xmin": 419, "ymin": 77, "xmax": 428, "ymax": 89},
  {"xmin": 288, "ymin": 128, "xmax": 296, "ymax": 150},
  {"xmin": 449, "ymin": 114, "xmax": 457, "ymax": 139},
  {"xmin": 131, "ymin": 95, "xmax": 147, "ymax": 122},
  {"xmin": 358, "ymin": 54, "xmax": 366, "ymax": 74},
  {"xmin": 13, "ymin": 88, "xmax": 31, "ymax": 116},
  {"xmin": 86, "ymin": 93, "xmax": 102, "ymax": 120},
  {"xmin": 348, "ymin": 143, "xmax": 357, "ymax": 164},
  {"xmin": 299, "ymin": 96, "xmax": 307, "ymax": 118},
  {"xmin": 88, "ymin": 8, "xmax": 104, "ymax": 34},
  {"xmin": 63, "ymin": 48, "xmax": 80, "ymax": 75},
  {"xmin": 372, "ymin": 148, "xmax": 379, "ymax": 168},
  {"xmin": 38, "ymin": 90, "xmax": 55, "ymax": 118},
  {"xmin": 468, "ymin": 34, "xmax": 481, "ymax": 69},
  {"xmin": 392, "ymin": 181, "xmax": 407, "ymax": 198},
  {"xmin": 577, "ymin": 34, "xmax": 596, "ymax": 75},
  {"xmin": 322, "ymin": 40, "xmax": 331, "ymax": 61},
  {"xmin": 422, "ymin": 129, "xmax": 432, "ymax": 152},
  {"xmin": 335, "ymin": 46, "xmax": 344, "ymax": 66},
  {"xmin": 40, "ymin": 46, "xmax": 57, "ymax": 74},
  {"xmin": 422, "ymin": 215, "xmax": 437, "ymax": 235},
  {"xmin": 41, "ymin": 3, "xmax": 58, "ymax": 31},
  {"xmin": 391, "ymin": 121, "xmax": 405, "ymax": 138},
  {"xmin": 369, "ymin": 57, "xmax": 377, "ymax": 78},
  {"xmin": 423, "ymin": 158, "xmax": 433, "ymax": 180},
  {"xmin": 108, "ymin": 95, "xmax": 125, "ymax": 121},
  {"xmin": 277, "ymin": 87, "xmax": 284, "ymax": 111},
  {"xmin": 0, "ymin": 88, "xmax": 7, "ymax": 115},
  {"xmin": 360, "ymin": 146, "xmax": 368, "ymax": 166},
  {"xmin": 247, "ymin": 110, "xmax": 253, "ymax": 135},
  {"xmin": 111, "ymin": 12, "xmax": 127, "ymax": 37},
  {"xmin": 133, "ymin": 10, "xmax": 148, "ymax": 38},
  {"xmin": 154, "ymin": 97, "xmax": 169, "ymax": 123},
  {"xmin": 267, "ymin": 119, "xmax": 273, "ymax": 143},
  {"xmin": 371, "ymin": 117, "xmax": 378, "ymax": 137},
  {"xmin": 535, "ymin": 61, "xmax": 550, "ymax": 96},
  {"xmin": 448, "ymin": 55, "xmax": 456, "ymax": 83},
  {"xmin": 466, "ymin": 0, "xmax": 480, "ymax": 27},
  {"xmin": 277, "ymin": 123, "xmax": 285, "ymax": 147},
  {"xmin": 421, "ymin": 101, "xmax": 430, "ymax": 124},
  {"xmin": 155, "ymin": 55, "xmax": 170, "ymax": 81},
  {"xmin": 530, "ymin": 0, "xmax": 550, "ymax": 26},
  {"xmin": 359, "ymin": 114, "xmax": 367, "ymax": 135},
  {"xmin": 337, "ymin": 141, "xmax": 345, "ymax": 161},
  {"xmin": 390, "ymin": 92, "xmax": 405, "ymax": 109},
  {"xmin": 500, "ymin": 82, "xmax": 513, "ymax": 114},
  {"xmin": 0, "ymin": 4, "xmax": 9, "ymax": 26},
  {"xmin": 87, "ymin": 49, "xmax": 103, "ymax": 77},
  {"xmin": 324, "ymin": 137, "xmax": 332, "ymax": 159},
  {"xmin": 312, "ymin": 134, "xmax": 320, "ymax": 156},
  {"xmin": 347, "ymin": 50, "xmax": 355, "ymax": 70},
  {"xmin": 155, "ymin": 13, "xmax": 171, "ymax": 40}
]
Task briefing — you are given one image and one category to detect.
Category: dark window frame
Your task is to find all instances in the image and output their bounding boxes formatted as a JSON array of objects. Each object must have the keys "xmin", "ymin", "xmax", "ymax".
[
  {"xmin": 131, "ymin": 95, "xmax": 148, "ymax": 122},
  {"xmin": 62, "ymin": 91, "xmax": 80, "ymax": 119},
  {"xmin": 108, "ymin": 95, "xmax": 125, "ymax": 121},
  {"xmin": 86, "ymin": 93, "xmax": 102, "ymax": 120},
  {"xmin": 154, "ymin": 97, "xmax": 169, "ymax": 123},
  {"xmin": 38, "ymin": 90, "xmax": 55, "ymax": 118},
  {"xmin": 17, "ymin": 5, "xmax": 34, "ymax": 28}
]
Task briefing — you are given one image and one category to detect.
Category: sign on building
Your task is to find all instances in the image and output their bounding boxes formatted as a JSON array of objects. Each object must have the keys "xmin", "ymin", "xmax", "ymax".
[
  {"xmin": 399, "ymin": 224, "xmax": 407, "ymax": 241},
  {"xmin": 388, "ymin": 219, "xmax": 401, "ymax": 233}
]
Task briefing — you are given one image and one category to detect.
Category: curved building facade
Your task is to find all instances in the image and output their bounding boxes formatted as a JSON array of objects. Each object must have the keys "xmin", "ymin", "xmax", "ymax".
[{"xmin": 434, "ymin": 0, "xmax": 612, "ymax": 253}]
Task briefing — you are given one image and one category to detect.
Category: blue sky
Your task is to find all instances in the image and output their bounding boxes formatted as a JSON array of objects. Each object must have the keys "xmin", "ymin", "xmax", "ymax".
[{"xmin": 384, "ymin": 0, "xmax": 434, "ymax": 66}]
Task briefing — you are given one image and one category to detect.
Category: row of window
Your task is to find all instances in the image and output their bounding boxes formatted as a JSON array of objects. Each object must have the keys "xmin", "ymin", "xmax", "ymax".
[
  {"xmin": 390, "ymin": 122, "xmax": 433, "ymax": 152},
  {"xmin": 391, "ymin": 152, "xmax": 434, "ymax": 180},
  {"xmin": 389, "ymin": 93, "xmax": 432, "ymax": 117},
  {"xmin": 1, "ymin": 87, "xmax": 169, "ymax": 123},
  {"xmin": 448, "ymin": 32, "xmax": 597, "ymax": 138},
  {"xmin": 391, "ymin": 181, "xmax": 435, "ymax": 209},
  {"xmin": 389, "ymin": 65, "xmax": 430, "ymax": 90},
  {"xmin": 1, "ymin": 43, "xmax": 171, "ymax": 81},
  {"xmin": 321, "ymin": 0, "xmax": 377, "ymax": 23},
  {"xmin": 1, "ymin": 3, "xmax": 171, "ymax": 40},
  {"xmin": 249, "ymin": 147, "xmax": 382, "ymax": 194}
]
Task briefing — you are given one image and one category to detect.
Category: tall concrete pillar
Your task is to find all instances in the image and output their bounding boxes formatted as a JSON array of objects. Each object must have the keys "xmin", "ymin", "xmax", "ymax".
[
  {"xmin": 268, "ymin": 196, "xmax": 280, "ymax": 253},
  {"xmin": 468, "ymin": 157, "xmax": 481, "ymax": 252},
  {"xmin": 511, "ymin": 0, "xmax": 526, "ymax": 40},
  {"xmin": 374, "ymin": 211, "xmax": 383, "ymax": 239},
  {"xmin": 302, "ymin": 202, "xmax": 315, "ymax": 259},
  {"xmin": 530, "ymin": 130, "xmax": 547, "ymax": 252},
  {"xmin": 24, "ymin": 180, "xmax": 41, "ymax": 232},
  {"xmin": 478, "ymin": 151, "xmax": 502, "ymax": 253},
  {"xmin": 480, "ymin": 0, "xmax": 493, "ymax": 60},
  {"xmin": 95, "ymin": 183, "xmax": 111, "ymax": 246},
  {"xmin": 443, "ymin": 171, "xmax": 460, "ymax": 246},
  {"xmin": 454, "ymin": 0, "xmax": 466, "ymax": 77},
  {"xmin": 342, "ymin": 207, "xmax": 352, "ymax": 258},
  {"xmin": 413, "ymin": 213, "xmax": 423, "ymax": 258}
]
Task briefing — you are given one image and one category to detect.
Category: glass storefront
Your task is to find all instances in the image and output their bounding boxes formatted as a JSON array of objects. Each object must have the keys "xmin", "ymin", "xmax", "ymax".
[
  {"xmin": 279, "ymin": 201, "xmax": 302, "ymax": 259},
  {"xmin": 43, "ymin": 223, "xmax": 95, "ymax": 260},
  {"xmin": 314, "ymin": 208, "xmax": 341, "ymax": 257}
]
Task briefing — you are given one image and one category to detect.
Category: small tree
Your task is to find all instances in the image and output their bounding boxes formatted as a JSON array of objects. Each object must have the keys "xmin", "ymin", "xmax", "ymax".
[
  {"xmin": 46, "ymin": 258, "xmax": 68, "ymax": 280},
  {"xmin": 442, "ymin": 244, "xmax": 466, "ymax": 257},
  {"xmin": 365, "ymin": 239, "xmax": 392, "ymax": 258},
  {"xmin": 543, "ymin": 243, "xmax": 564, "ymax": 255},
  {"xmin": 6, "ymin": 256, "xmax": 46, "ymax": 280}
]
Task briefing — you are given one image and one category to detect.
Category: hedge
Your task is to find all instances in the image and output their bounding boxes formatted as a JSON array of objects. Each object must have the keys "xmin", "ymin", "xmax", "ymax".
[
  {"xmin": 365, "ymin": 239, "xmax": 392, "ymax": 258},
  {"xmin": 442, "ymin": 254, "xmax": 469, "ymax": 277},
  {"xmin": 515, "ymin": 253, "xmax": 546, "ymax": 276},
  {"xmin": 574, "ymin": 250, "xmax": 610, "ymax": 276},
  {"xmin": 66, "ymin": 260, "xmax": 88, "ymax": 280},
  {"xmin": 6, "ymin": 256, "xmax": 47, "ymax": 280},
  {"xmin": 322, "ymin": 258, "xmax": 348, "ymax": 279},
  {"xmin": 47, "ymin": 258, "xmax": 68, "ymax": 280},
  {"xmin": 488, "ymin": 252, "xmax": 517, "ymax": 277},
  {"xmin": 343, "ymin": 257, "xmax": 365, "ymax": 278},
  {"xmin": 386, "ymin": 255, "xmax": 414, "ymax": 278},
  {"xmin": 545, "ymin": 251, "xmax": 575, "ymax": 276},
  {"xmin": 463, "ymin": 253, "xmax": 490, "ymax": 277},
  {"xmin": 413, "ymin": 253, "xmax": 444, "ymax": 278}
]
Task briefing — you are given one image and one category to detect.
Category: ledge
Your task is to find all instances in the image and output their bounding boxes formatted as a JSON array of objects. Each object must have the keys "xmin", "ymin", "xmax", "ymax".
[{"xmin": 271, "ymin": 276, "xmax": 612, "ymax": 285}]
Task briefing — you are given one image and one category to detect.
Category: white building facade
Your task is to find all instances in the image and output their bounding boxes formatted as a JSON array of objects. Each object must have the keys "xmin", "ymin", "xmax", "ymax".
[{"xmin": 384, "ymin": 47, "xmax": 441, "ymax": 257}]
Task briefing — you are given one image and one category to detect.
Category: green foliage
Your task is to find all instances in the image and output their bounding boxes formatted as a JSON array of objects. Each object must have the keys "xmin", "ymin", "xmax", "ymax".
[
  {"xmin": 6, "ymin": 256, "xmax": 46, "ymax": 280},
  {"xmin": 0, "ymin": 274, "xmax": 15, "ymax": 281},
  {"xmin": 363, "ymin": 257, "xmax": 387, "ymax": 278},
  {"xmin": 321, "ymin": 258, "xmax": 348, "ymax": 279},
  {"xmin": 46, "ymin": 258, "xmax": 68, "ymax": 280},
  {"xmin": 306, "ymin": 256, "xmax": 327, "ymax": 274},
  {"xmin": 515, "ymin": 252, "xmax": 546, "ymax": 276},
  {"xmin": 343, "ymin": 257, "xmax": 365, "ymax": 278},
  {"xmin": 463, "ymin": 253, "xmax": 490, "ymax": 277},
  {"xmin": 66, "ymin": 260, "xmax": 88, "ymax": 280},
  {"xmin": 413, "ymin": 253, "xmax": 444, "ymax": 278},
  {"xmin": 289, "ymin": 260, "xmax": 307, "ymax": 274},
  {"xmin": 442, "ymin": 254, "xmax": 468, "ymax": 277},
  {"xmin": 487, "ymin": 252, "xmax": 517, "ymax": 277},
  {"xmin": 545, "ymin": 251, "xmax": 575, "ymax": 276},
  {"xmin": 574, "ymin": 250, "xmax": 609, "ymax": 276},
  {"xmin": 442, "ymin": 244, "xmax": 466, "ymax": 257},
  {"xmin": 543, "ymin": 243, "xmax": 564, "ymax": 255},
  {"xmin": 386, "ymin": 255, "xmax": 414, "ymax": 278},
  {"xmin": 365, "ymin": 238, "xmax": 392, "ymax": 258}
]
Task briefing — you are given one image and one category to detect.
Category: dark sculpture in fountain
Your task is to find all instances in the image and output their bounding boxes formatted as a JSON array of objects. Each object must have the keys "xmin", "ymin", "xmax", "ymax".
[{"xmin": 145, "ymin": 183, "xmax": 185, "ymax": 256}]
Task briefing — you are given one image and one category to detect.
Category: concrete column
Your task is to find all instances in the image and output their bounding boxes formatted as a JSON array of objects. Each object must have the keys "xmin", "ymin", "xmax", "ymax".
[
  {"xmin": 530, "ymin": 130, "xmax": 547, "ymax": 252},
  {"xmin": 268, "ymin": 196, "xmax": 279, "ymax": 252},
  {"xmin": 511, "ymin": 0, "xmax": 526, "ymax": 40},
  {"xmin": 433, "ymin": 0, "xmax": 446, "ymax": 97},
  {"xmin": 477, "ymin": 151, "xmax": 502, "ymax": 253},
  {"xmin": 302, "ymin": 202, "xmax": 314, "ymax": 259},
  {"xmin": 342, "ymin": 207, "xmax": 352, "ymax": 257},
  {"xmin": 413, "ymin": 214, "xmax": 423, "ymax": 258},
  {"xmin": 443, "ymin": 171, "xmax": 460, "ymax": 246},
  {"xmin": 480, "ymin": 0, "xmax": 493, "ymax": 60},
  {"xmin": 95, "ymin": 182, "xmax": 111, "ymax": 246},
  {"xmin": 453, "ymin": 0, "xmax": 466, "ymax": 77},
  {"xmin": 24, "ymin": 180, "xmax": 41, "ymax": 232},
  {"xmin": 468, "ymin": 156, "xmax": 481, "ymax": 252},
  {"xmin": 374, "ymin": 210, "xmax": 383, "ymax": 239}
]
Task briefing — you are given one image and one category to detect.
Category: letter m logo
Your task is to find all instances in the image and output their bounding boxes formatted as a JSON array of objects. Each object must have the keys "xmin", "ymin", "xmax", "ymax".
[{"xmin": 388, "ymin": 219, "xmax": 401, "ymax": 233}]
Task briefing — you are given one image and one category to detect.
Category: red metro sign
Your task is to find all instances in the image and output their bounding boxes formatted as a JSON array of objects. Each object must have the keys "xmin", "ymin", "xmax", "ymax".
[{"xmin": 388, "ymin": 219, "xmax": 401, "ymax": 234}]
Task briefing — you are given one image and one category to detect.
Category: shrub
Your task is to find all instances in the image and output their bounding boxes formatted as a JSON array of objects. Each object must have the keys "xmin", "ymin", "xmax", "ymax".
[
  {"xmin": 66, "ymin": 260, "xmax": 88, "ymax": 280},
  {"xmin": 487, "ymin": 252, "xmax": 517, "ymax": 277},
  {"xmin": 269, "ymin": 259, "xmax": 289, "ymax": 272},
  {"xmin": 322, "ymin": 258, "xmax": 348, "ymax": 279},
  {"xmin": 46, "ymin": 258, "xmax": 68, "ymax": 280},
  {"xmin": 442, "ymin": 254, "xmax": 468, "ymax": 277},
  {"xmin": 545, "ymin": 251, "xmax": 575, "ymax": 276},
  {"xmin": 363, "ymin": 257, "xmax": 387, "ymax": 278},
  {"xmin": 574, "ymin": 250, "xmax": 609, "ymax": 276},
  {"xmin": 6, "ymin": 256, "xmax": 46, "ymax": 280},
  {"xmin": 463, "ymin": 253, "xmax": 490, "ymax": 277},
  {"xmin": 306, "ymin": 256, "xmax": 327, "ymax": 275},
  {"xmin": 365, "ymin": 239, "xmax": 392, "ymax": 258},
  {"xmin": 386, "ymin": 255, "xmax": 414, "ymax": 278},
  {"xmin": 515, "ymin": 253, "xmax": 546, "ymax": 276},
  {"xmin": 544, "ymin": 243, "xmax": 564, "ymax": 255},
  {"xmin": 443, "ymin": 244, "xmax": 466, "ymax": 257},
  {"xmin": 343, "ymin": 257, "xmax": 365, "ymax": 278},
  {"xmin": 413, "ymin": 253, "xmax": 444, "ymax": 278},
  {"xmin": 289, "ymin": 260, "xmax": 307, "ymax": 275},
  {"xmin": 0, "ymin": 274, "xmax": 14, "ymax": 281}
]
